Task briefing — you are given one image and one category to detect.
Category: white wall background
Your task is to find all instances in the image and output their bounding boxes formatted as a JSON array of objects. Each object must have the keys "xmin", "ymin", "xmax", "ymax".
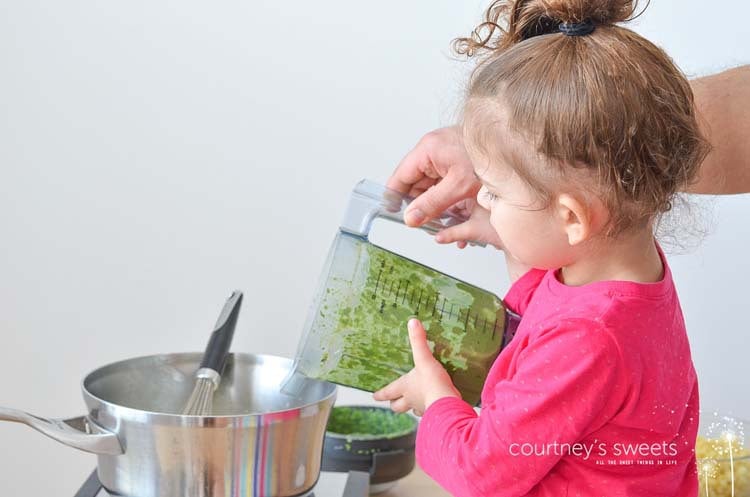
[{"xmin": 1, "ymin": 0, "xmax": 748, "ymax": 494}]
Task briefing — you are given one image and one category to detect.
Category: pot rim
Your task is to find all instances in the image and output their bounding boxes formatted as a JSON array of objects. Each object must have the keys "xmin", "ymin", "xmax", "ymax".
[{"xmin": 81, "ymin": 352, "xmax": 337, "ymax": 421}]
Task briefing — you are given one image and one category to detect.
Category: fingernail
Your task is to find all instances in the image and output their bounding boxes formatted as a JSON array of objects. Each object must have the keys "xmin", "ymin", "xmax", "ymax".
[
  {"xmin": 408, "ymin": 318, "xmax": 419, "ymax": 332},
  {"xmin": 406, "ymin": 208, "xmax": 425, "ymax": 226}
]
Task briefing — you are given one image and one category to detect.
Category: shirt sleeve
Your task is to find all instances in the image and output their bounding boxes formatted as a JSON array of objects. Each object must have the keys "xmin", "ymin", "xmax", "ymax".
[
  {"xmin": 502, "ymin": 268, "xmax": 547, "ymax": 316},
  {"xmin": 415, "ymin": 318, "xmax": 626, "ymax": 497}
]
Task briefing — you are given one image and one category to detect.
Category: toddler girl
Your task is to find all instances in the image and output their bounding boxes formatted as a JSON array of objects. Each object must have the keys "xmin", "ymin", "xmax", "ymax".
[{"xmin": 374, "ymin": 0, "xmax": 709, "ymax": 495}]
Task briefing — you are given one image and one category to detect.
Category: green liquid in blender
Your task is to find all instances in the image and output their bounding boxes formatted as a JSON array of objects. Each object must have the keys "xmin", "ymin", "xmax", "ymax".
[{"xmin": 311, "ymin": 238, "xmax": 506, "ymax": 406}]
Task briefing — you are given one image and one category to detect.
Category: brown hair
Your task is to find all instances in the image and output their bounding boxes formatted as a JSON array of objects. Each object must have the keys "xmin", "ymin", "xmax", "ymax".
[{"xmin": 455, "ymin": 0, "xmax": 710, "ymax": 236}]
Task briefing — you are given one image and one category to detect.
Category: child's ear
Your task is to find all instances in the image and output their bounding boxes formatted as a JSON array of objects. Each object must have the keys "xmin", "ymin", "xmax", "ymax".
[{"xmin": 555, "ymin": 193, "xmax": 594, "ymax": 246}]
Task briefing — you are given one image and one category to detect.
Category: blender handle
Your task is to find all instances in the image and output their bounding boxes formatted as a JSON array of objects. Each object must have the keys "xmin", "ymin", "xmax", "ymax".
[{"xmin": 340, "ymin": 179, "xmax": 487, "ymax": 247}]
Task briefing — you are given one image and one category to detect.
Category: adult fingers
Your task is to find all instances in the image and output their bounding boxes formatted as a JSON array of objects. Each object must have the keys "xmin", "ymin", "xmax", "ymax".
[
  {"xmin": 407, "ymin": 176, "xmax": 437, "ymax": 198},
  {"xmin": 387, "ymin": 137, "xmax": 436, "ymax": 194},
  {"xmin": 387, "ymin": 127, "xmax": 479, "ymax": 226},
  {"xmin": 404, "ymin": 168, "xmax": 479, "ymax": 227}
]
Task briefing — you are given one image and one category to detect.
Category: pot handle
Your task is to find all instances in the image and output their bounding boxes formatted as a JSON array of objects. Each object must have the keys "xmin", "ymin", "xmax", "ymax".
[{"xmin": 0, "ymin": 407, "xmax": 124, "ymax": 455}]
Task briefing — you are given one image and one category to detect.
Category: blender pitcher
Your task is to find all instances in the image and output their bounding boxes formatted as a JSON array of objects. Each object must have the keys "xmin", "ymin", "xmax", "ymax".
[{"xmin": 289, "ymin": 180, "xmax": 520, "ymax": 406}]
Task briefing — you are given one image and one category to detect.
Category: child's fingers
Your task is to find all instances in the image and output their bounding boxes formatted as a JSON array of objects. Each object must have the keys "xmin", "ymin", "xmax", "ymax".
[
  {"xmin": 435, "ymin": 221, "xmax": 476, "ymax": 245},
  {"xmin": 373, "ymin": 375, "xmax": 407, "ymax": 401},
  {"xmin": 407, "ymin": 319, "xmax": 435, "ymax": 367},
  {"xmin": 389, "ymin": 397, "xmax": 411, "ymax": 414}
]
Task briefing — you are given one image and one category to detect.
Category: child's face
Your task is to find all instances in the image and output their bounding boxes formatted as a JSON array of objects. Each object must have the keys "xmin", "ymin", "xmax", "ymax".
[{"xmin": 464, "ymin": 110, "xmax": 582, "ymax": 270}]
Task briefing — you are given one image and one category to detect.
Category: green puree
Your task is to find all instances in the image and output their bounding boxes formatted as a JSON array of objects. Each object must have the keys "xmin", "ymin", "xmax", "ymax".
[
  {"xmin": 308, "ymin": 235, "xmax": 506, "ymax": 406},
  {"xmin": 327, "ymin": 406, "xmax": 416, "ymax": 438}
]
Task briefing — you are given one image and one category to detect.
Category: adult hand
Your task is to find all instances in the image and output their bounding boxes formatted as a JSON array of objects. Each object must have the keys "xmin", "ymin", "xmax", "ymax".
[
  {"xmin": 387, "ymin": 126, "xmax": 480, "ymax": 227},
  {"xmin": 434, "ymin": 198, "xmax": 503, "ymax": 250},
  {"xmin": 373, "ymin": 319, "xmax": 461, "ymax": 416}
]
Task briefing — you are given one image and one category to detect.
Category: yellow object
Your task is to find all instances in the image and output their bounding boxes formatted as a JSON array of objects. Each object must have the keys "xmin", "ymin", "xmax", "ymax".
[{"xmin": 696, "ymin": 434, "xmax": 750, "ymax": 497}]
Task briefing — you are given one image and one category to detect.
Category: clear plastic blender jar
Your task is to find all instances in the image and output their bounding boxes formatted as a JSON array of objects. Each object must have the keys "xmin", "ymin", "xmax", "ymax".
[{"xmin": 288, "ymin": 180, "xmax": 520, "ymax": 406}]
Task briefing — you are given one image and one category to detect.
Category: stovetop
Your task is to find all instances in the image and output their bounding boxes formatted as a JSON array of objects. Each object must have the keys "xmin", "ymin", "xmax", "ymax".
[{"xmin": 75, "ymin": 469, "xmax": 370, "ymax": 497}]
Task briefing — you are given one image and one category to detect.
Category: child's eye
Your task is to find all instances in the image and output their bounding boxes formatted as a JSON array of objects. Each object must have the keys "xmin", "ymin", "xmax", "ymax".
[{"xmin": 483, "ymin": 189, "xmax": 499, "ymax": 201}]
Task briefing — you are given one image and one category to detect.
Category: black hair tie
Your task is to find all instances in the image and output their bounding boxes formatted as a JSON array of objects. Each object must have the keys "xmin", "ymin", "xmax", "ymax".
[{"xmin": 558, "ymin": 19, "xmax": 596, "ymax": 36}]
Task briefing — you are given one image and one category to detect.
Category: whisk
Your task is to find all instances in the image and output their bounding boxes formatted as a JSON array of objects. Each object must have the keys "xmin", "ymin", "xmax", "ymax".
[{"xmin": 182, "ymin": 290, "xmax": 243, "ymax": 416}]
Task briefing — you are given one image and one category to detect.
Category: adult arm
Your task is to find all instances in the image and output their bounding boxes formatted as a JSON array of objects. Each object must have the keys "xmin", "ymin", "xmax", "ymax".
[
  {"xmin": 388, "ymin": 67, "xmax": 750, "ymax": 205},
  {"xmin": 689, "ymin": 65, "xmax": 750, "ymax": 194}
]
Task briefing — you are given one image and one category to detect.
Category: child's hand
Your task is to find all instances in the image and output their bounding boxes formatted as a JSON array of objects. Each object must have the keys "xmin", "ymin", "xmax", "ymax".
[
  {"xmin": 373, "ymin": 319, "xmax": 461, "ymax": 416},
  {"xmin": 435, "ymin": 199, "xmax": 503, "ymax": 250}
]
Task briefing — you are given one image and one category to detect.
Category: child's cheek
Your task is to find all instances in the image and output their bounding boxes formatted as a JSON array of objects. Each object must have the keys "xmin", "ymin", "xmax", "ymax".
[
  {"xmin": 489, "ymin": 206, "xmax": 516, "ymax": 244},
  {"xmin": 491, "ymin": 207, "xmax": 544, "ymax": 265}
]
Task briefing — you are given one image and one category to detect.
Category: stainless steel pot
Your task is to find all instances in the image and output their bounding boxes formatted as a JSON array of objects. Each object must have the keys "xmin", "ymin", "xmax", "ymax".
[{"xmin": 0, "ymin": 352, "xmax": 337, "ymax": 497}]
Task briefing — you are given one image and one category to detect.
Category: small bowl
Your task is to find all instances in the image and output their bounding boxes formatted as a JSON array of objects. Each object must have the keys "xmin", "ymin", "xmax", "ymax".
[
  {"xmin": 697, "ymin": 411, "xmax": 750, "ymax": 497},
  {"xmin": 322, "ymin": 405, "xmax": 418, "ymax": 494}
]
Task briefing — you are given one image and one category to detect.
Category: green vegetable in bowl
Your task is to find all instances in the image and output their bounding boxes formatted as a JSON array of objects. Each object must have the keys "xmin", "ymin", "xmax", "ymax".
[{"xmin": 327, "ymin": 406, "xmax": 417, "ymax": 439}]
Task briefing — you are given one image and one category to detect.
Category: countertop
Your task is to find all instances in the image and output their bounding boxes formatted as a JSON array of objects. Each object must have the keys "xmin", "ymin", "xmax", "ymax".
[{"xmin": 379, "ymin": 466, "xmax": 451, "ymax": 497}]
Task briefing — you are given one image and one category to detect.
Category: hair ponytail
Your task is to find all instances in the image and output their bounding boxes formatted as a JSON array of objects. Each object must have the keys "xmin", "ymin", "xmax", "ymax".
[{"xmin": 454, "ymin": 0, "xmax": 645, "ymax": 56}]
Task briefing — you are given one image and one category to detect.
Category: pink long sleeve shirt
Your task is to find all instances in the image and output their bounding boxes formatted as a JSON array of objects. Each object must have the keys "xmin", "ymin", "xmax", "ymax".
[{"xmin": 416, "ymin": 246, "xmax": 699, "ymax": 497}]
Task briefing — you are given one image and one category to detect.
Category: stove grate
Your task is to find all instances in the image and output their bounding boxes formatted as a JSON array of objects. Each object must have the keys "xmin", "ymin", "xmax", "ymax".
[{"xmin": 74, "ymin": 469, "xmax": 370, "ymax": 497}]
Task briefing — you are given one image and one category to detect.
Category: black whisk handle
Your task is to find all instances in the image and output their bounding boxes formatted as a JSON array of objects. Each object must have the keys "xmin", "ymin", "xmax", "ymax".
[{"xmin": 200, "ymin": 290, "xmax": 243, "ymax": 374}]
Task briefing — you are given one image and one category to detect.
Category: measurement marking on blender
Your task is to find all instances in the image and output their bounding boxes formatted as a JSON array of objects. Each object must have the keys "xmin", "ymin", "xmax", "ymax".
[
  {"xmin": 368, "ymin": 273, "xmax": 504, "ymax": 337},
  {"xmin": 373, "ymin": 263, "xmax": 385, "ymax": 297}
]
